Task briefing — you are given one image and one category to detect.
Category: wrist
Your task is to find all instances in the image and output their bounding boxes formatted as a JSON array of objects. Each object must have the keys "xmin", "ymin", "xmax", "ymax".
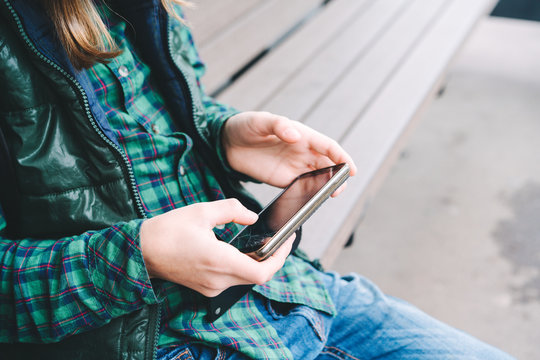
[
  {"xmin": 218, "ymin": 115, "xmax": 262, "ymax": 183},
  {"xmin": 139, "ymin": 218, "xmax": 157, "ymax": 279}
]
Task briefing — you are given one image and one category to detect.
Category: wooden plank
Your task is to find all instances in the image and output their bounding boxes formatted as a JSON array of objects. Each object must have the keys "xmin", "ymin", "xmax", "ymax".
[
  {"xmin": 196, "ymin": 0, "xmax": 322, "ymax": 94},
  {"xmin": 217, "ymin": 0, "xmax": 373, "ymax": 110},
  {"xmin": 185, "ymin": 0, "xmax": 263, "ymax": 47},
  {"xmin": 261, "ymin": 0, "xmax": 412, "ymax": 122},
  {"xmin": 301, "ymin": 0, "xmax": 448, "ymax": 140},
  {"xmin": 301, "ymin": 0, "xmax": 497, "ymax": 266},
  {"xmin": 235, "ymin": 0, "xmax": 444, "ymax": 214}
]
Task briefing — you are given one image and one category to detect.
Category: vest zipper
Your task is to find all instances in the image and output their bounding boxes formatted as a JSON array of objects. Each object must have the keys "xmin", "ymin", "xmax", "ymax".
[
  {"xmin": 5, "ymin": 2, "xmax": 160, "ymax": 358},
  {"xmin": 3, "ymin": 0, "xmax": 147, "ymax": 220},
  {"xmin": 149, "ymin": 303, "xmax": 161, "ymax": 360}
]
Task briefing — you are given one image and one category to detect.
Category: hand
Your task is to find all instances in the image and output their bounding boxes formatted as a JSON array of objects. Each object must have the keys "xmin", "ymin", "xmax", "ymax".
[
  {"xmin": 139, "ymin": 199, "xmax": 295, "ymax": 297},
  {"xmin": 222, "ymin": 111, "xmax": 357, "ymax": 188}
]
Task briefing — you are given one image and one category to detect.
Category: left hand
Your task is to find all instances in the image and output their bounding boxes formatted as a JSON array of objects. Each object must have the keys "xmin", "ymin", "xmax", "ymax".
[{"xmin": 222, "ymin": 111, "xmax": 357, "ymax": 187}]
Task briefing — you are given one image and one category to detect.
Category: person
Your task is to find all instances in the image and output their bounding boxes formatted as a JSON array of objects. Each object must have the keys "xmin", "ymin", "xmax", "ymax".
[{"xmin": 0, "ymin": 0, "xmax": 514, "ymax": 359}]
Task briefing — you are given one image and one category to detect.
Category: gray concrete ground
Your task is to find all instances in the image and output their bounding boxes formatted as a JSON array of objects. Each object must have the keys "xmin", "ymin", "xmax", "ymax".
[{"xmin": 332, "ymin": 17, "xmax": 540, "ymax": 359}]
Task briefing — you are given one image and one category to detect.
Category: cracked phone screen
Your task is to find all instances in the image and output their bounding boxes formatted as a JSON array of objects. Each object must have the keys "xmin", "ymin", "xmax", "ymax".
[{"xmin": 228, "ymin": 165, "xmax": 342, "ymax": 254}]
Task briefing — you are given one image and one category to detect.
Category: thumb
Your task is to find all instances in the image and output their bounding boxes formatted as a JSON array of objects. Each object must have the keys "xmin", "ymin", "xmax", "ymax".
[{"xmin": 203, "ymin": 199, "xmax": 258, "ymax": 227}]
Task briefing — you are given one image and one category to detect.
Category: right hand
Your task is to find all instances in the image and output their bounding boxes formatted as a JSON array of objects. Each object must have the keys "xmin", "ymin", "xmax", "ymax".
[{"xmin": 139, "ymin": 199, "xmax": 295, "ymax": 297}]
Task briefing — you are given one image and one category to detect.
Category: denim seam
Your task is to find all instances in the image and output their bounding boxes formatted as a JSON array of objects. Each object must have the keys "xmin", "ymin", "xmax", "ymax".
[
  {"xmin": 321, "ymin": 345, "xmax": 363, "ymax": 360},
  {"xmin": 172, "ymin": 348, "xmax": 191, "ymax": 360},
  {"xmin": 217, "ymin": 348, "xmax": 227, "ymax": 360}
]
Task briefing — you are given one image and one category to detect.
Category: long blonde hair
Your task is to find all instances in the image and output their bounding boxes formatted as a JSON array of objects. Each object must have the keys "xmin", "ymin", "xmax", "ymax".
[{"xmin": 44, "ymin": 0, "xmax": 187, "ymax": 69}]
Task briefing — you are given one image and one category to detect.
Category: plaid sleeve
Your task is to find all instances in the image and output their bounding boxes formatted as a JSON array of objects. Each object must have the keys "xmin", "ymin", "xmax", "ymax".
[{"xmin": 0, "ymin": 214, "xmax": 158, "ymax": 343}]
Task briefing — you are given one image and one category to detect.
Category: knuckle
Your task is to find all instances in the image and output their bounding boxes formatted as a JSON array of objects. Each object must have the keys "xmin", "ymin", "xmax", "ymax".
[
  {"xmin": 228, "ymin": 198, "xmax": 241, "ymax": 206},
  {"xmin": 189, "ymin": 202, "xmax": 205, "ymax": 214},
  {"xmin": 227, "ymin": 198, "xmax": 243, "ymax": 212},
  {"xmin": 328, "ymin": 138, "xmax": 339, "ymax": 149},
  {"xmin": 201, "ymin": 256, "xmax": 219, "ymax": 270}
]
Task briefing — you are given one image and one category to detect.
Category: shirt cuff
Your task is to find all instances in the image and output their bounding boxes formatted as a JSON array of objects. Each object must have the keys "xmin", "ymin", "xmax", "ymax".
[{"xmin": 88, "ymin": 219, "xmax": 159, "ymax": 317}]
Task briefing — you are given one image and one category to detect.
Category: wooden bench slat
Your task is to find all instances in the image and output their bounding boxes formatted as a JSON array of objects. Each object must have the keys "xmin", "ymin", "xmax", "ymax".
[
  {"xmin": 217, "ymin": 0, "xmax": 372, "ymax": 110},
  {"xmin": 302, "ymin": 0, "xmax": 449, "ymax": 140},
  {"xmin": 261, "ymin": 0, "xmax": 412, "ymax": 123},
  {"xmin": 301, "ymin": 0, "xmax": 496, "ymax": 266},
  {"xmin": 185, "ymin": 0, "xmax": 263, "ymax": 47},
  {"xmin": 230, "ymin": 0, "xmax": 446, "ymax": 223},
  {"xmin": 194, "ymin": 0, "xmax": 323, "ymax": 94}
]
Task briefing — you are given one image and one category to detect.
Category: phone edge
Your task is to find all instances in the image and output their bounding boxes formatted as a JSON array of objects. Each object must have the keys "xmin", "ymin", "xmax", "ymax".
[{"xmin": 253, "ymin": 163, "xmax": 350, "ymax": 261}]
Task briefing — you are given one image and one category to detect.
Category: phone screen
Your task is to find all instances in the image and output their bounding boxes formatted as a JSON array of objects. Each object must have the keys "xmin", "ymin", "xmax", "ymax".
[{"xmin": 229, "ymin": 163, "xmax": 346, "ymax": 254}]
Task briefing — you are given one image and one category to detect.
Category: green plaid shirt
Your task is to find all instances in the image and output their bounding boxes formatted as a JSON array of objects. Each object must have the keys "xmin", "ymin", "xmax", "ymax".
[{"xmin": 0, "ymin": 5, "xmax": 335, "ymax": 359}]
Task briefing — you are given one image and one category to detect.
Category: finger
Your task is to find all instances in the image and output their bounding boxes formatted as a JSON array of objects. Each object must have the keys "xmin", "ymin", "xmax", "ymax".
[
  {"xmin": 310, "ymin": 155, "xmax": 334, "ymax": 171},
  {"xmin": 223, "ymin": 234, "xmax": 296, "ymax": 285},
  {"xmin": 203, "ymin": 199, "xmax": 258, "ymax": 227},
  {"xmin": 266, "ymin": 234, "xmax": 296, "ymax": 262},
  {"xmin": 331, "ymin": 181, "xmax": 347, "ymax": 198},
  {"xmin": 308, "ymin": 133, "xmax": 357, "ymax": 176},
  {"xmin": 275, "ymin": 120, "xmax": 301, "ymax": 143},
  {"xmin": 253, "ymin": 233, "xmax": 296, "ymax": 277},
  {"xmin": 254, "ymin": 113, "xmax": 301, "ymax": 143}
]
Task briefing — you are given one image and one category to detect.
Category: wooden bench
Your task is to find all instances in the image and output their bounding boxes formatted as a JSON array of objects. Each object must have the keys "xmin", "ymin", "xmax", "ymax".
[{"xmin": 186, "ymin": 0, "xmax": 497, "ymax": 268}]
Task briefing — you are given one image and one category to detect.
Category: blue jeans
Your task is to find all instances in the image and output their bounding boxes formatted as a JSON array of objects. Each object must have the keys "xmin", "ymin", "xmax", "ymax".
[{"xmin": 157, "ymin": 271, "xmax": 514, "ymax": 360}]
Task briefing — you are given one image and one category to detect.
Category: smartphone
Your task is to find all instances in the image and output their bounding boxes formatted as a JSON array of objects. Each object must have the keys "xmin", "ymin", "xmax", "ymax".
[
  {"xmin": 228, "ymin": 163, "xmax": 350, "ymax": 261},
  {"xmin": 206, "ymin": 163, "xmax": 350, "ymax": 322}
]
